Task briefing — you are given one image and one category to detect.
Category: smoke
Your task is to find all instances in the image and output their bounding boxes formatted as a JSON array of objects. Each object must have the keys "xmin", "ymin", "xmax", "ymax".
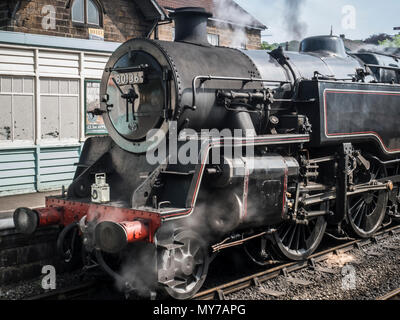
[
  {"xmin": 212, "ymin": 0, "xmax": 255, "ymax": 48},
  {"xmin": 283, "ymin": 0, "xmax": 308, "ymax": 40},
  {"xmin": 356, "ymin": 43, "xmax": 400, "ymax": 56},
  {"xmin": 116, "ymin": 243, "xmax": 157, "ymax": 298}
]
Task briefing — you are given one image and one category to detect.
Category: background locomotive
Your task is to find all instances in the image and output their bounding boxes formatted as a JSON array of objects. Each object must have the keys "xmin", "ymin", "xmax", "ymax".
[{"xmin": 13, "ymin": 7, "xmax": 400, "ymax": 299}]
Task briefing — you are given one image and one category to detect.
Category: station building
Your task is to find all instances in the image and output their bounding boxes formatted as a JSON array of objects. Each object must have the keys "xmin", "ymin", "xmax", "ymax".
[{"xmin": 0, "ymin": 0, "xmax": 266, "ymax": 196}]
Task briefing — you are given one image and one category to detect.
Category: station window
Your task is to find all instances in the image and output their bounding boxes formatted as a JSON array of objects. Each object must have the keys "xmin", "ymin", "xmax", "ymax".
[
  {"xmin": 40, "ymin": 79, "xmax": 79, "ymax": 141},
  {"xmin": 0, "ymin": 76, "xmax": 34, "ymax": 143},
  {"xmin": 207, "ymin": 33, "xmax": 220, "ymax": 46},
  {"xmin": 71, "ymin": 0, "xmax": 102, "ymax": 27}
]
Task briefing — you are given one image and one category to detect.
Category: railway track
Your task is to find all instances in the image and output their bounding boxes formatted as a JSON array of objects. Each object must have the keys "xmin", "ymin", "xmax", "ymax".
[
  {"xmin": 25, "ymin": 281, "xmax": 101, "ymax": 300},
  {"xmin": 377, "ymin": 287, "xmax": 400, "ymax": 300},
  {"xmin": 194, "ymin": 224, "xmax": 400, "ymax": 300},
  {"xmin": 13, "ymin": 224, "xmax": 400, "ymax": 300},
  {"xmin": 0, "ymin": 226, "xmax": 64, "ymax": 286}
]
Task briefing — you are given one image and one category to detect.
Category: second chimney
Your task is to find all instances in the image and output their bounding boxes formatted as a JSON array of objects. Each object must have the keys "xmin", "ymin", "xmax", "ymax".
[{"xmin": 170, "ymin": 7, "xmax": 212, "ymax": 46}]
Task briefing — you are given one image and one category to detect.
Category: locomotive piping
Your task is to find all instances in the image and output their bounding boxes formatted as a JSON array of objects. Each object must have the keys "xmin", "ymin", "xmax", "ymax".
[
  {"xmin": 161, "ymin": 134, "xmax": 310, "ymax": 220},
  {"xmin": 189, "ymin": 75, "xmax": 290, "ymax": 110}
]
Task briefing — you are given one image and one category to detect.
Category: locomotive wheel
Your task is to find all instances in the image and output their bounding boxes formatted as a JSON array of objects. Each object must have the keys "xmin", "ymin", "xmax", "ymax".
[
  {"xmin": 347, "ymin": 191, "xmax": 387, "ymax": 238},
  {"xmin": 159, "ymin": 230, "xmax": 210, "ymax": 300},
  {"xmin": 346, "ymin": 162, "xmax": 389, "ymax": 238},
  {"xmin": 244, "ymin": 236, "xmax": 275, "ymax": 265},
  {"xmin": 273, "ymin": 214, "xmax": 327, "ymax": 261}
]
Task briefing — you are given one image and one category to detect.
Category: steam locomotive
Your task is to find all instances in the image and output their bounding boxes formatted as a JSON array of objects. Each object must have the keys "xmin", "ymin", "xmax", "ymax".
[{"xmin": 14, "ymin": 7, "xmax": 400, "ymax": 299}]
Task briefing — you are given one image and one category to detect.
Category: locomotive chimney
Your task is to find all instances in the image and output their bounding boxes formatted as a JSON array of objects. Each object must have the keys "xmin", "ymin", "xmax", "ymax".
[{"xmin": 170, "ymin": 7, "xmax": 212, "ymax": 46}]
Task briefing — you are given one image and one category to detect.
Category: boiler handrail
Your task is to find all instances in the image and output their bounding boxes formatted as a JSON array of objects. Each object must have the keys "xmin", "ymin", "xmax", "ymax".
[{"xmin": 186, "ymin": 75, "xmax": 291, "ymax": 110}]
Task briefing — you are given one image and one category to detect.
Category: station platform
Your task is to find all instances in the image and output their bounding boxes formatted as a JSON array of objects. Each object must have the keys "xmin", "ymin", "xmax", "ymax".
[{"xmin": 0, "ymin": 190, "xmax": 60, "ymax": 230}]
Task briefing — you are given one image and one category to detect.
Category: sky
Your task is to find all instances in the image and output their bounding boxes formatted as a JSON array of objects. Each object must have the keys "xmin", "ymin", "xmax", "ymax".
[{"xmin": 234, "ymin": 0, "xmax": 400, "ymax": 43}]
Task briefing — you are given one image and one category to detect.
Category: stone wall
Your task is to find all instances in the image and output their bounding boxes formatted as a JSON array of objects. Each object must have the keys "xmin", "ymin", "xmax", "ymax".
[
  {"xmin": 0, "ymin": 0, "xmax": 261, "ymax": 48},
  {"xmin": 156, "ymin": 20, "xmax": 262, "ymax": 49},
  {"xmin": 0, "ymin": 0, "xmax": 152, "ymax": 42}
]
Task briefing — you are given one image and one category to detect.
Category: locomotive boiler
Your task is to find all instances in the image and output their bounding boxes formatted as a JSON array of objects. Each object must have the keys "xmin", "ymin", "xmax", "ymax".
[{"xmin": 13, "ymin": 7, "xmax": 400, "ymax": 299}]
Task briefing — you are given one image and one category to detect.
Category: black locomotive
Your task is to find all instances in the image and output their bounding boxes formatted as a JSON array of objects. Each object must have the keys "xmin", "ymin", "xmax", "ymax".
[{"xmin": 14, "ymin": 7, "xmax": 400, "ymax": 299}]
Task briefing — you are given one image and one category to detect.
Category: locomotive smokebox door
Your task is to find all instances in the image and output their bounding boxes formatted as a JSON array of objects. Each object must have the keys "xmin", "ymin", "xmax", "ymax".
[{"xmin": 91, "ymin": 173, "xmax": 110, "ymax": 203}]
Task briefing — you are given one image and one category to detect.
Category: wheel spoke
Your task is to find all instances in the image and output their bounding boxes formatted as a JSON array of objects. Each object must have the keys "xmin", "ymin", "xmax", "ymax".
[
  {"xmin": 306, "ymin": 224, "xmax": 312, "ymax": 238},
  {"xmin": 191, "ymin": 244, "xmax": 200, "ymax": 257},
  {"xmin": 350, "ymin": 197, "xmax": 363, "ymax": 212},
  {"xmin": 360, "ymin": 212, "xmax": 368, "ymax": 231},
  {"xmin": 295, "ymin": 225, "xmax": 301, "ymax": 250},
  {"xmin": 356, "ymin": 204, "xmax": 366, "ymax": 227},
  {"xmin": 352, "ymin": 201, "xmax": 364, "ymax": 222},
  {"xmin": 299, "ymin": 225, "xmax": 306, "ymax": 248},
  {"xmin": 186, "ymin": 240, "xmax": 191, "ymax": 255},
  {"xmin": 280, "ymin": 223, "xmax": 293, "ymax": 242},
  {"xmin": 287, "ymin": 224, "xmax": 297, "ymax": 249},
  {"xmin": 162, "ymin": 232, "xmax": 209, "ymax": 299}
]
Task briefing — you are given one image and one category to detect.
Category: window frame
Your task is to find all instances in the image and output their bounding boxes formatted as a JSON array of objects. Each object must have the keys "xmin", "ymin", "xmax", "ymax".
[
  {"xmin": 71, "ymin": 0, "xmax": 103, "ymax": 28},
  {"xmin": 207, "ymin": 33, "xmax": 220, "ymax": 46},
  {"xmin": 84, "ymin": 79, "xmax": 108, "ymax": 136}
]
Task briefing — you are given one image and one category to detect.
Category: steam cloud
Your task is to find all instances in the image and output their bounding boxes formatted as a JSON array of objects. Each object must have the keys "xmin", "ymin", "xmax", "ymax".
[
  {"xmin": 212, "ymin": 0, "xmax": 255, "ymax": 48},
  {"xmin": 283, "ymin": 0, "xmax": 308, "ymax": 40},
  {"xmin": 357, "ymin": 44, "xmax": 400, "ymax": 56}
]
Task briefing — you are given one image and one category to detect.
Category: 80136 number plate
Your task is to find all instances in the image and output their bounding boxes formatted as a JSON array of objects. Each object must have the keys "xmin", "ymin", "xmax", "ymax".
[{"xmin": 113, "ymin": 71, "xmax": 144, "ymax": 85}]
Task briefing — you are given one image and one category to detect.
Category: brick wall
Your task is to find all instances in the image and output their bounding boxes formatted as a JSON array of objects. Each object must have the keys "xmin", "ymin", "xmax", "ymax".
[
  {"xmin": 0, "ymin": 0, "xmax": 152, "ymax": 42},
  {"xmin": 157, "ymin": 0, "xmax": 262, "ymax": 49},
  {"xmin": 0, "ymin": 0, "xmax": 262, "ymax": 48},
  {"xmin": 156, "ymin": 20, "xmax": 262, "ymax": 49},
  {"xmin": 158, "ymin": 0, "xmax": 214, "ymax": 12}
]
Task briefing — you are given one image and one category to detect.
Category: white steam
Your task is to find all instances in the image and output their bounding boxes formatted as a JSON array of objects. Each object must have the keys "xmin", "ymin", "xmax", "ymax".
[{"xmin": 212, "ymin": 0, "xmax": 255, "ymax": 48}]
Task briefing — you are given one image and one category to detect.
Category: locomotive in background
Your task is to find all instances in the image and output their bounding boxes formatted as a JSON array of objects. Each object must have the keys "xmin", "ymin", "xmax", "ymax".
[{"xmin": 14, "ymin": 7, "xmax": 400, "ymax": 299}]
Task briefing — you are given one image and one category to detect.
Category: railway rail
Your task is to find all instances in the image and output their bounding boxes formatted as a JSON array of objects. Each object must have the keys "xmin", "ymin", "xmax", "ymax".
[
  {"xmin": 25, "ymin": 281, "xmax": 101, "ymax": 300},
  {"xmin": 15, "ymin": 224, "xmax": 400, "ymax": 300},
  {"xmin": 194, "ymin": 224, "xmax": 400, "ymax": 300},
  {"xmin": 377, "ymin": 287, "xmax": 400, "ymax": 301}
]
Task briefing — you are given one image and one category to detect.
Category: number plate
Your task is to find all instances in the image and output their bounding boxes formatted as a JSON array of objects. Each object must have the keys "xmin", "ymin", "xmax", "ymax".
[{"xmin": 113, "ymin": 71, "xmax": 144, "ymax": 85}]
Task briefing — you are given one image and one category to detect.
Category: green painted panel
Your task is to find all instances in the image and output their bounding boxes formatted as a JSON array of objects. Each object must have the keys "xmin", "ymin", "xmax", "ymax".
[
  {"xmin": 40, "ymin": 165, "xmax": 76, "ymax": 175},
  {"xmin": 0, "ymin": 161, "xmax": 35, "ymax": 170},
  {"xmin": 38, "ymin": 180, "xmax": 71, "ymax": 191},
  {"xmin": 0, "ymin": 168, "xmax": 35, "ymax": 178},
  {"xmin": 0, "ymin": 184, "xmax": 36, "ymax": 195},
  {"xmin": 40, "ymin": 158, "xmax": 77, "ymax": 167},
  {"xmin": 39, "ymin": 150, "xmax": 80, "ymax": 160},
  {"xmin": 38, "ymin": 146, "xmax": 80, "ymax": 190},
  {"xmin": 0, "ymin": 152, "xmax": 35, "ymax": 163},
  {"xmin": 40, "ymin": 172, "xmax": 75, "ymax": 183},
  {"xmin": 0, "ymin": 175, "xmax": 35, "ymax": 186},
  {"xmin": 0, "ymin": 148, "xmax": 36, "ymax": 195},
  {"xmin": 0, "ymin": 144, "xmax": 81, "ymax": 195}
]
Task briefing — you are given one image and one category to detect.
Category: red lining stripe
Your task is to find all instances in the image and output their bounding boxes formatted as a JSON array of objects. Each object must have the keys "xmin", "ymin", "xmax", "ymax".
[
  {"xmin": 282, "ymin": 166, "xmax": 288, "ymax": 217},
  {"xmin": 163, "ymin": 136, "xmax": 309, "ymax": 219},
  {"xmin": 324, "ymin": 90, "xmax": 400, "ymax": 153}
]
